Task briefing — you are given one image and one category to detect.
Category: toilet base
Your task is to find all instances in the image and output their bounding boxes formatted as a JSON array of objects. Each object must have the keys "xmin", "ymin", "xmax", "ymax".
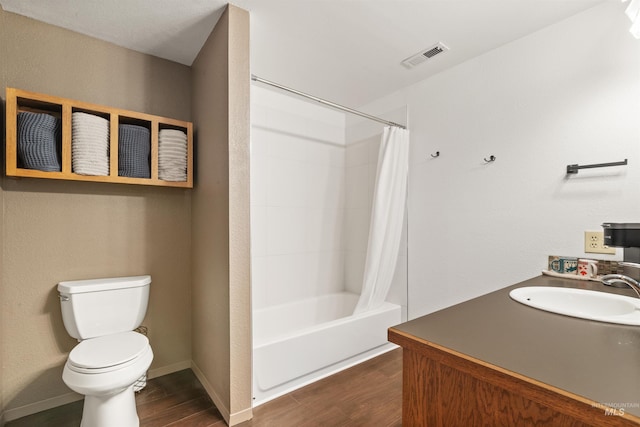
[{"xmin": 80, "ymin": 384, "xmax": 139, "ymax": 427}]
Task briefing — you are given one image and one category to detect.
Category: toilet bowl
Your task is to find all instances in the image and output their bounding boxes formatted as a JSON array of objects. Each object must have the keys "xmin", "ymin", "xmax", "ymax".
[
  {"xmin": 63, "ymin": 332, "xmax": 153, "ymax": 427},
  {"xmin": 58, "ymin": 276, "xmax": 153, "ymax": 427}
]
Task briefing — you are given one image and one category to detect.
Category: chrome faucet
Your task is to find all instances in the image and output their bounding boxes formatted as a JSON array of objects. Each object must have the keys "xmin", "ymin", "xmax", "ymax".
[{"xmin": 601, "ymin": 262, "xmax": 640, "ymax": 298}]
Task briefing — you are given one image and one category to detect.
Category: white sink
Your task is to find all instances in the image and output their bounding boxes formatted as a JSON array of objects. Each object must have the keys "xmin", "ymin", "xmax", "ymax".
[{"xmin": 509, "ymin": 286, "xmax": 640, "ymax": 326}]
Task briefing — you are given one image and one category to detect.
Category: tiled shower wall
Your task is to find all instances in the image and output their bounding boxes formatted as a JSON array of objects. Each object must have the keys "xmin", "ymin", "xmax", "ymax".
[
  {"xmin": 251, "ymin": 85, "xmax": 408, "ymax": 314},
  {"xmin": 344, "ymin": 135, "xmax": 380, "ymax": 293},
  {"xmin": 251, "ymin": 86, "xmax": 348, "ymax": 309}
]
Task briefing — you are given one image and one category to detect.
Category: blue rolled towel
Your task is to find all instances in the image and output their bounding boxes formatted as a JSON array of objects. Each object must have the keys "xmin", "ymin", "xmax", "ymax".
[
  {"xmin": 118, "ymin": 124, "xmax": 150, "ymax": 178},
  {"xmin": 17, "ymin": 111, "xmax": 61, "ymax": 172}
]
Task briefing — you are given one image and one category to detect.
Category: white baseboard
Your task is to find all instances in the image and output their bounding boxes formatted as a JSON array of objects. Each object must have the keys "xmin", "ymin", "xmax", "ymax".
[
  {"xmin": 4, "ymin": 360, "xmax": 252, "ymax": 425},
  {"xmin": 147, "ymin": 360, "xmax": 192, "ymax": 379},
  {"xmin": 3, "ymin": 360, "xmax": 192, "ymax": 423},
  {"xmin": 230, "ymin": 406, "xmax": 253, "ymax": 425},
  {"xmin": 187, "ymin": 361, "xmax": 253, "ymax": 425},
  {"xmin": 191, "ymin": 361, "xmax": 232, "ymax": 424},
  {"xmin": 3, "ymin": 392, "xmax": 83, "ymax": 423}
]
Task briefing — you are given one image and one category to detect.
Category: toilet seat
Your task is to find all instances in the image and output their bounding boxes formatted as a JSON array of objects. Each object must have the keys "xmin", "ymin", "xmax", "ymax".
[{"xmin": 68, "ymin": 331, "xmax": 149, "ymax": 374}]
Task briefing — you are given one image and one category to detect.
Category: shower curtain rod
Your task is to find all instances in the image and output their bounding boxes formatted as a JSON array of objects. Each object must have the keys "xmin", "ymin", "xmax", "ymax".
[{"xmin": 251, "ymin": 74, "xmax": 407, "ymax": 130}]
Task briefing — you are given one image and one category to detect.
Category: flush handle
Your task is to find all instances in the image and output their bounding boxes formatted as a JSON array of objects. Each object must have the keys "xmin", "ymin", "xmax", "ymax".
[{"xmin": 59, "ymin": 294, "xmax": 69, "ymax": 302}]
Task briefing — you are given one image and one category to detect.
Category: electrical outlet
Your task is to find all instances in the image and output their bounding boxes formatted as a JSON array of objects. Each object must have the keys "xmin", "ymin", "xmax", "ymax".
[{"xmin": 584, "ymin": 231, "xmax": 616, "ymax": 254}]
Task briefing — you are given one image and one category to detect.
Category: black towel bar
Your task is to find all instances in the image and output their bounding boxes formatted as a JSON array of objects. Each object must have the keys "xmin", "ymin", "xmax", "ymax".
[{"xmin": 566, "ymin": 159, "xmax": 628, "ymax": 174}]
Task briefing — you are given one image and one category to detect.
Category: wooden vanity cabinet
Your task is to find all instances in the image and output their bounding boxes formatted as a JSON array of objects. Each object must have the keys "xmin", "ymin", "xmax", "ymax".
[{"xmin": 389, "ymin": 328, "xmax": 640, "ymax": 427}]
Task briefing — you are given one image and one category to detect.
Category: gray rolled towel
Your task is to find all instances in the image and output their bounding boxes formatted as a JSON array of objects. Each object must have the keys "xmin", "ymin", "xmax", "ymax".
[
  {"xmin": 118, "ymin": 124, "xmax": 150, "ymax": 178},
  {"xmin": 17, "ymin": 111, "xmax": 61, "ymax": 172}
]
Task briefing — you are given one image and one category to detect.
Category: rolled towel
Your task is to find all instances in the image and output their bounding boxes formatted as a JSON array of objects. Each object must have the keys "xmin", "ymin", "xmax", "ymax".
[
  {"xmin": 159, "ymin": 129, "xmax": 187, "ymax": 181},
  {"xmin": 118, "ymin": 124, "xmax": 150, "ymax": 178},
  {"xmin": 72, "ymin": 112, "xmax": 110, "ymax": 176},
  {"xmin": 17, "ymin": 111, "xmax": 61, "ymax": 172}
]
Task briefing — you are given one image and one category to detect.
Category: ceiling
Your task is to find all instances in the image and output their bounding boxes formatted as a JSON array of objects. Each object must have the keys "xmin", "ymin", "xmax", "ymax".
[{"xmin": 0, "ymin": 0, "xmax": 604, "ymax": 107}]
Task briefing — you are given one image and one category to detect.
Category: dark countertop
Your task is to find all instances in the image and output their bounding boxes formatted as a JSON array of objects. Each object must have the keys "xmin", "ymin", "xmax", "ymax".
[{"xmin": 390, "ymin": 275, "xmax": 640, "ymax": 418}]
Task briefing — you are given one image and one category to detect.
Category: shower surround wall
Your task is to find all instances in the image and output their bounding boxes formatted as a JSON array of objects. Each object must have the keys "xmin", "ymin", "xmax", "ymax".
[
  {"xmin": 251, "ymin": 86, "xmax": 408, "ymax": 311},
  {"xmin": 251, "ymin": 86, "xmax": 347, "ymax": 309},
  {"xmin": 250, "ymin": 86, "xmax": 407, "ymax": 403},
  {"xmin": 251, "ymin": 85, "xmax": 406, "ymax": 405}
]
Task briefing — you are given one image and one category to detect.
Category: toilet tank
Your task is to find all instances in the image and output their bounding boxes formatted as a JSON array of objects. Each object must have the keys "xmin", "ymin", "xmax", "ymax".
[{"xmin": 58, "ymin": 275, "xmax": 151, "ymax": 340}]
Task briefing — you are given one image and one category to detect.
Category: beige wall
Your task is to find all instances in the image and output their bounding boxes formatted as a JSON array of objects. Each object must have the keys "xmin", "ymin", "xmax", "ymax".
[
  {"xmin": 226, "ymin": 5, "xmax": 252, "ymax": 421},
  {"xmin": 0, "ymin": 7, "xmax": 193, "ymax": 418},
  {"xmin": 0, "ymin": 9, "xmax": 5, "ymax": 422},
  {"xmin": 191, "ymin": 4, "xmax": 252, "ymax": 425}
]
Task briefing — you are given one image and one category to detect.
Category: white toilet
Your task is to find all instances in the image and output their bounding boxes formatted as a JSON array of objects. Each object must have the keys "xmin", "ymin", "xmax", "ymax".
[{"xmin": 58, "ymin": 275, "xmax": 153, "ymax": 427}]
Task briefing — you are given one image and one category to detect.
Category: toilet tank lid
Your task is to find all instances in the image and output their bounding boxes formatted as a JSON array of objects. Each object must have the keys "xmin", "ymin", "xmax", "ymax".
[{"xmin": 58, "ymin": 275, "xmax": 151, "ymax": 294}]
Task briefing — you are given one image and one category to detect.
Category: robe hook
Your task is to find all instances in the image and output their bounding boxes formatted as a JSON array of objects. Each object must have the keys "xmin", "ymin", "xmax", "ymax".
[
  {"xmin": 484, "ymin": 155, "xmax": 496, "ymax": 163},
  {"xmin": 430, "ymin": 151, "xmax": 440, "ymax": 158}
]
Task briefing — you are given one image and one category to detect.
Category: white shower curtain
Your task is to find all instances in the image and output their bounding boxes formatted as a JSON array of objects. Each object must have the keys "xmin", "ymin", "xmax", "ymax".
[{"xmin": 354, "ymin": 126, "xmax": 410, "ymax": 314}]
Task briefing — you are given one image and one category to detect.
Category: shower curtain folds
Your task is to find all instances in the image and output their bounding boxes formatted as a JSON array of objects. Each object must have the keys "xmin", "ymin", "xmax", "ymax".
[{"xmin": 354, "ymin": 126, "xmax": 410, "ymax": 314}]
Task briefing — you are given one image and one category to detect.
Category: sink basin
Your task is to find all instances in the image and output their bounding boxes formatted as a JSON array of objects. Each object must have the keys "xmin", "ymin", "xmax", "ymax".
[{"xmin": 509, "ymin": 286, "xmax": 640, "ymax": 326}]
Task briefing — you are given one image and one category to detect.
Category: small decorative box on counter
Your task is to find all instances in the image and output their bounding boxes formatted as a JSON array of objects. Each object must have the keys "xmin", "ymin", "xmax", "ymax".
[
  {"xmin": 548, "ymin": 255, "xmax": 623, "ymax": 276},
  {"xmin": 548, "ymin": 256, "xmax": 577, "ymax": 274}
]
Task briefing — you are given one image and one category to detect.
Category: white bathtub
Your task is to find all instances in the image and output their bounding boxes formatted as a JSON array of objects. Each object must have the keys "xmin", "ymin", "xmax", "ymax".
[{"xmin": 252, "ymin": 292, "xmax": 402, "ymax": 405}]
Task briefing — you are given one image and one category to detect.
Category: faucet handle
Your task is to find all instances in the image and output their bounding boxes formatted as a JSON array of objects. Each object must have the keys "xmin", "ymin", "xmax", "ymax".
[{"xmin": 619, "ymin": 261, "xmax": 640, "ymax": 270}]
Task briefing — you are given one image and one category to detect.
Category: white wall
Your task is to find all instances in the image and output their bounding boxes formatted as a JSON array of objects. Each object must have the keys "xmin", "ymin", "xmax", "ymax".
[
  {"xmin": 357, "ymin": 2, "xmax": 640, "ymax": 319},
  {"xmin": 251, "ymin": 86, "xmax": 347, "ymax": 309}
]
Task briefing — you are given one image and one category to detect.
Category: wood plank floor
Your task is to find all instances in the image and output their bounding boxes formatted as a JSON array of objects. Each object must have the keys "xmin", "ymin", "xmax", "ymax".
[{"xmin": 6, "ymin": 348, "xmax": 402, "ymax": 427}]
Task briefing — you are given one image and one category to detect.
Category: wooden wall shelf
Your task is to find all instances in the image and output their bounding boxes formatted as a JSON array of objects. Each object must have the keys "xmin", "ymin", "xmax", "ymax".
[{"xmin": 5, "ymin": 88, "xmax": 193, "ymax": 188}]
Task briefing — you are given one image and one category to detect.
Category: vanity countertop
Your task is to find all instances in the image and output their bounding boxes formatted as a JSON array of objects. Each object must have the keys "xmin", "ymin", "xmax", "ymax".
[{"xmin": 389, "ymin": 275, "xmax": 640, "ymax": 419}]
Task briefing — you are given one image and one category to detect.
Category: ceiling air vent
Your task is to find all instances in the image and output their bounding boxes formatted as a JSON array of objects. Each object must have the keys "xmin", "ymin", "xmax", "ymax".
[{"xmin": 401, "ymin": 42, "xmax": 449, "ymax": 69}]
